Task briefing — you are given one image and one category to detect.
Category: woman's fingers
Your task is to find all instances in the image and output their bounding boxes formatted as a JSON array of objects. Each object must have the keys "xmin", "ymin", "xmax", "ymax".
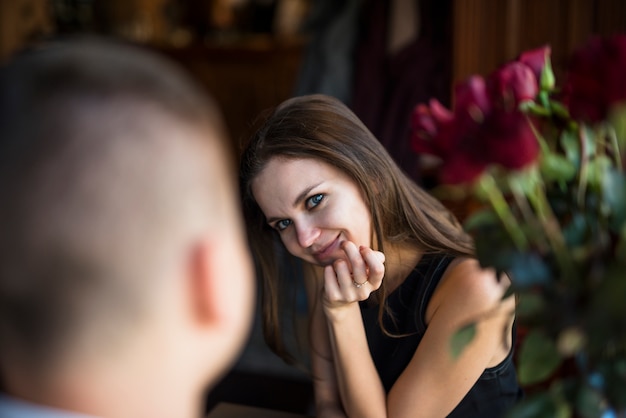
[
  {"xmin": 342, "ymin": 241, "xmax": 385, "ymax": 288},
  {"xmin": 341, "ymin": 241, "xmax": 367, "ymax": 284},
  {"xmin": 359, "ymin": 245, "xmax": 385, "ymax": 289},
  {"xmin": 322, "ymin": 241, "xmax": 386, "ymax": 306},
  {"xmin": 333, "ymin": 257, "xmax": 354, "ymax": 289}
]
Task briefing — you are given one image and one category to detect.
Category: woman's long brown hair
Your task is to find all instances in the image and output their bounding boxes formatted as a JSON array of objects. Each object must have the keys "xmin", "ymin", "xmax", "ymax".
[{"xmin": 239, "ymin": 94, "xmax": 474, "ymax": 364}]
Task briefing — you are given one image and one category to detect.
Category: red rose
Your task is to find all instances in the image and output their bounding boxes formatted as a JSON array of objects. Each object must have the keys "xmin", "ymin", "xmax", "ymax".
[
  {"xmin": 410, "ymin": 53, "xmax": 542, "ymax": 185},
  {"xmin": 481, "ymin": 110, "xmax": 539, "ymax": 171},
  {"xmin": 443, "ymin": 75, "xmax": 539, "ymax": 183},
  {"xmin": 518, "ymin": 45, "xmax": 551, "ymax": 83},
  {"xmin": 565, "ymin": 34, "xmax": 626, "ymax": 123},
  {"xmin": 431, "ymin": 112, "xmax": 539, "ymax": 185},
  {"xmin": 489, "ymin": 62, "xmax": 539, "ymax": 109},
  {"xmin": 438, "ymin": 147, "xmax": 491, "ymax": 185},
  {"xmin": 411, "ymin": 92, "xmax": 490, "ymax": 184},
  {"xmin": 454, "ymin": 76, "xmax": 492, "ymax": 126},
  {"xmin": 411, "ymin": 99, "xmax": 455, "ymax": 158}
]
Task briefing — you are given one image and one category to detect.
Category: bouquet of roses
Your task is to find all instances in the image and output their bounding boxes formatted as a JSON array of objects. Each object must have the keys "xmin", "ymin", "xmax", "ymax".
[{"xmin": 411, "ymin": 35, "xmax": 626, "ymax": 417}]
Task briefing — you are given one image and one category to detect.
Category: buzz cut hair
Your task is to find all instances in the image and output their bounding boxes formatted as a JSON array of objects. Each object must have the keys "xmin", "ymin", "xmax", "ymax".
[{"xmin": 0, "ymin": 37, "xmax": 232, "ymax": 379}]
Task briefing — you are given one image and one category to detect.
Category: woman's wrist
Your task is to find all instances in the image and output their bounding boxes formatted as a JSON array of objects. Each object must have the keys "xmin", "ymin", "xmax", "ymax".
[
  {"xmin": 315, "ymin": 400, "xmax": 347, "ymax": 418},
  {"xmin": 322, "ymin": 300, "xmax": 361, "ymax": 323}
]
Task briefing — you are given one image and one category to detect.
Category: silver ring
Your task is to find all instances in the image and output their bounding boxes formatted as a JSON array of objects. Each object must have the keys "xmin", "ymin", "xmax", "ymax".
[{"xmin": 352, "ymin": 280, "xmax": 368, "ymax": 288}]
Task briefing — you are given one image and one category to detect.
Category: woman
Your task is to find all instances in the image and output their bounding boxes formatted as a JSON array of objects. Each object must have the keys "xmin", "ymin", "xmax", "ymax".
[{"xmin": 240, "ymin": 94, "xmax": 522, "ymax": 417}]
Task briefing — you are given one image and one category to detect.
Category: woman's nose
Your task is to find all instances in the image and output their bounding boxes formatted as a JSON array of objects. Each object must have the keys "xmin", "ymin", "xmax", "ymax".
[{"xmin": 295, "ymin": 221, "xmax": 320, "ymax": 248}]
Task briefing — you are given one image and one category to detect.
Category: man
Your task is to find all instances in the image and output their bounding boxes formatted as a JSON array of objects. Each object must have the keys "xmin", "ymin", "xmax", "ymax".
[{"xmin": 0, "ymin": 38, "xmax": 254, "ymax": 418}]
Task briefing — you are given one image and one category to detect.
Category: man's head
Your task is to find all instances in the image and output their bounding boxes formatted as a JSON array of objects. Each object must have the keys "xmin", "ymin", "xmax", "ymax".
[{"xmin": 0, "ymin": 38, "xmax": 254, "ymax": 414}]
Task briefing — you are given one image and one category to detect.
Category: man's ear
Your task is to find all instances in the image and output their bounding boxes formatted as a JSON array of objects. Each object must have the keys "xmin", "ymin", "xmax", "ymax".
[
  {"xmin": 187, "ymin": 238, "xmax": 229, "ymax": 328},
  {"xmin": 185, "ymin": 230, "xmax": 255, "ymax": 356}
]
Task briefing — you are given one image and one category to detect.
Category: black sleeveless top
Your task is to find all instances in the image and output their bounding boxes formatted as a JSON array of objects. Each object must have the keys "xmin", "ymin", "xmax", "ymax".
[{"xmin": 360, "ymin": 254, "xmax": 523, "ymax": 417}]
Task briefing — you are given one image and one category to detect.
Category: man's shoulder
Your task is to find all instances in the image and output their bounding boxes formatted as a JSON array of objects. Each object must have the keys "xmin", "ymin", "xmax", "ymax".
[{"xmin": 0, "ymin": 394, "xmax": 96, "ymax": 418}]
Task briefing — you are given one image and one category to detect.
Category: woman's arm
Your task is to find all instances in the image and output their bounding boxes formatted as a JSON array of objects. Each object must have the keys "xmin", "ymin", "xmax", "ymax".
[
  {"xmin": 308, "ymin": 246, "xmax": 515, "ymax": 418},
  {"xmin": 303, "ymin": 264, "xmax": 346, "ymax": 418},
  {"xmin": 303, "ymin": 240, "xmax": 389, "ymax": 418},
  {"xmin": 386, "ymin": 257, "xmax": 516, "ymax": 417},
  {"xmin": 318, "ymin": 242, "xmax": 389, "ymax": 418}
]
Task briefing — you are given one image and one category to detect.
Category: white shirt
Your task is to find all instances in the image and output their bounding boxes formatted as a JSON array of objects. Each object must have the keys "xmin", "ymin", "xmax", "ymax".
[{"xmin": 0, "ymin": 394, "xmax": 95, "ymax": 418}]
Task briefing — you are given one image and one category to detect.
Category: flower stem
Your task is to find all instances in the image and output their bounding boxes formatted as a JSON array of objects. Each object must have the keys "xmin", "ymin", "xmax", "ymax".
[
  {"xmin": 509, "ymin": 176, "xmax": 549, "ymax": 253},
  {"xmin": 527, "ymin": 115, "xmax": 550, "ymax": 155},
  {"xmin": 606, "ymin": 125, "xmax": 623, "ymax": 170},
  {"xmin": 477, "ymin": 174, "xmax": 528, "ymax": 251},
  {"xmin": 527, "ymin": 181, "xmax": 575, "ymax": 279},
  {"xmin": 577, "ymin": 127, "xmax": 589, "ymax": 207}
]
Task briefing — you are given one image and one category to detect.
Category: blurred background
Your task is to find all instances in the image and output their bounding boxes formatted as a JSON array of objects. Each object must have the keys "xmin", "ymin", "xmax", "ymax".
[
  {"xmin": 2, "ymin": 0, "xmax": 626, "ymax": 415},
  {"xmin": 3, "ymin": 0, "xmax": 626, "ymax": 184}
]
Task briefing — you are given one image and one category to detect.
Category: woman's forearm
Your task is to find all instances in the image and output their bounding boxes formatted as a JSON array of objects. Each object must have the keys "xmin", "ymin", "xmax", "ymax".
[
  {"xmin": 315, "ymin": 401, "xmax": 347, "ymax": 418},
  {"xmin": 325, "ymin": 303, "xmax": 388, "ymax": 418}
]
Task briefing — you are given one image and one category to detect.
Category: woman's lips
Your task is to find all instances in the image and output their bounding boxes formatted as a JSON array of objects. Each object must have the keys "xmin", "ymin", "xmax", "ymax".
[{"xmin": 312, "ymin": 236, "xmax": 342, "ymax": 264}]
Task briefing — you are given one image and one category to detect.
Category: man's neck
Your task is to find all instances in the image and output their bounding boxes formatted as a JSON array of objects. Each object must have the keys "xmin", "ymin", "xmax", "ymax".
[{"xmin": 4, "ymin": 362, "xmax": 204, "ymax": 418}]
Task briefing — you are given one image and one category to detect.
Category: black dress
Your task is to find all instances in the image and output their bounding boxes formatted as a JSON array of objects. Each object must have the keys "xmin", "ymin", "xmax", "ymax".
[{"xmin": 360, "ymin": 254, "xmax": 523, "ymax": 417}]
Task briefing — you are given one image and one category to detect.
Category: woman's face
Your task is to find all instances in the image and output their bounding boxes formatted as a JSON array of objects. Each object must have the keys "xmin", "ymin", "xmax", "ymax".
[{"xmin": 251, "ymin": 157, "xmax": 372, "ymax": 266}]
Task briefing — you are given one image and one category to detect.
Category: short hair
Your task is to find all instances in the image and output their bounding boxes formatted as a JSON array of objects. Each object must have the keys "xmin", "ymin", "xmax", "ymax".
[
  {"xmin": 240, "ymin": 94, "xmax": 474, "ymax": 362},
  {"xmin": 0, "ymin": 37, "xmax": 232, "ymax": 377}
]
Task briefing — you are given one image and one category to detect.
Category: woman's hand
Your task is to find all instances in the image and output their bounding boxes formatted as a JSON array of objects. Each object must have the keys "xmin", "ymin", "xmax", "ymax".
[
  {"xmin": 322, "ymin": 241, "xmax": 385, "ymax": 310},
  {"xmin": 316, "ymin": 241, "xmax": 389, "ymax": 417}
]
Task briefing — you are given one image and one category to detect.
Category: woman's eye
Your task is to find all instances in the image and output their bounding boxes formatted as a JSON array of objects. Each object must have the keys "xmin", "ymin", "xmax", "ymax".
[
  {"xmin": 306, "ymin": 193, "xmax": 324, "ymax": 209},
  {"xmin": 275, "ymin": 219, "xmax": 292, "ymax": 231}
]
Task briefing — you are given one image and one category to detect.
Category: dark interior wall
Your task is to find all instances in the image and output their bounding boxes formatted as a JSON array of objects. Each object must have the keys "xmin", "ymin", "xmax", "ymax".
[{"xmin": 453, "ymin": 0, "xmax": 626, "ymax": 84}]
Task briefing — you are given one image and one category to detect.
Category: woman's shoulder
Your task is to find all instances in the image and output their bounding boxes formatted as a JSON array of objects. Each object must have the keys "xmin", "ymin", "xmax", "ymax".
[{"xmin": 428, "ymin": 257, "xmax": 511, "ymax": 318}]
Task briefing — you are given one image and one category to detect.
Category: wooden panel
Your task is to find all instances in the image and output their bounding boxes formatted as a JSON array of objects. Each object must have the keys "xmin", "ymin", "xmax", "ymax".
[
  {"xmin": 0, "ymin": 0, "xmax": 53, "ymax": 62},
  {"xmin": 452, "ymin": 0, "xmax": 626, "ymax": 85},
  {"xmin": 564, "ymin": 0, "xmax": 595, "ymax": 53},
  {"xmin": 595, "ymin": 0, "xmax": 626, "ymax": 35},
  {"xmin": 453, "ymin": 0, "xmax": 508, "ymax": 83},
  {"xmin": 515, "ymin": 0, "xmax": 581, "ymax": 77}
]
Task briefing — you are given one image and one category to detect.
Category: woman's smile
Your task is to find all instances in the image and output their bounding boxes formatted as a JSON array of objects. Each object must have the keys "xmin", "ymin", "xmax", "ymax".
[{"xmin": 311, "ymin": 234, "xmax": 343, "ymax": 265}]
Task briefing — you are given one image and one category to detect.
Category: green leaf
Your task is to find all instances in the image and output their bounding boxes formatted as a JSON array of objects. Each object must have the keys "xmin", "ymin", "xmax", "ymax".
[
  {"xmin": 540, "ymin": 152, "xmax": 577, "ymax": 182},
  {"xmin": 608, "ymin": 103, "xmax": 626, "ymax": 150},
  {"xmin": 554, "ymin": 399, "xmax": 573, "ymax": 418},
  {"xmin": 523, "ymin": 101, "xmax": 552, "ymax": 117},
  {"xmin": 473, "ymin": 224, "xmax": 527, "ymax": 272},
  {"xmin": 463, "ymin": 208, "xmax": 499, "ymax": 231},
  {"xmin": 505, "ymin": 393, "xmax": 571, "ymax": 418},
  {"xmin": 508, "ymin": 166, "xmax": 541, "ymax": 196},
  {"xmin": 576, "ymin": 385, "xmax": 605, "ymax": 418},
  {"xmin": 602, "ymin": 359, "xmax": 626, "ymax": 410},
  {"xmin": 591, "ymin": 261, "xmax": 626, "ymax": 317},
  {"xmin": 602, "ymin": 169, "xmax": 626, "ymax": 230},
  {"xmin": 516, "ymin": 292, "xmax": 545, "ymax": 318},
  {"xmin": 581, "ymin": 125, "xmax": 597, "ymax": 158},
  {"xmin": 518, "ymin": 330, "xmax": 563, "ymax": 386},
  {"xmin": 539, "ymin": 91, "xmax": 551, "ymax": 109},
  {"xmin": 560, "ymin": 130, "xmax": 581, "ymax": 166},
  {"xmin": 549, "ymin": 99, "xmax": 570, "ymax": 119},
  {"xmin": 586, "ymin": 155, "xmax": 613, "ymax": 191},
  {"xmin": 450, "ymin": 322, "xmax": 476, "ymax": 359},
  {"xmin": 562, "ymin": 212, "xmax": 589, "ymax": 248}
]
